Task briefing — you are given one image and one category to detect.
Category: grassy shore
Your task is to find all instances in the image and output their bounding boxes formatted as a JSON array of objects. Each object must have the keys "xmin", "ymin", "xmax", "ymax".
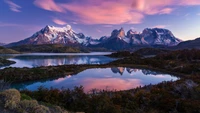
[
  {"xmin": 0, "ymin": 57, "xmax": 15, "ymax": 67},
  {"xmin": 0, "ymin": 49, "xmax": 200, "ymax": 113},
  {"xmin": 1, "ymin": 49, "xmax": 199, "ymax": 82}
]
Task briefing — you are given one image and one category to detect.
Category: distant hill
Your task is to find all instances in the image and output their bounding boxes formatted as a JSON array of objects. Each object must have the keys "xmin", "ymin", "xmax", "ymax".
[
  {"xmin": 0, "ymin": 46, "xmax": 20, "ymax": 54},
  {"xmin": 0, "ymin": 42, "xmax": 5, "ymax": 46},
  {"xmin": 9, "ymin": 44, "xmax": 90, "ymax": 53},
  {"xmin": 133, "ymin": 48, "xmax": 170, "ymax": 56},
  {"xmin": 174, "ymin": 38, "xmax": 200, "ymax": 49}
]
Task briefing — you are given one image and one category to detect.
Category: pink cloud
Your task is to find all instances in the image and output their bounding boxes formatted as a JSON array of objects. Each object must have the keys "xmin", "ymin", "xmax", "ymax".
[
  {"xmin": 33, "ymin": 0, "xmax": 200, "ymax": 25},
  {"xmin": 61, "ymin": 1, "xmax": 144, "ymax": 24},
  {"xmin": 34, "ymin": 0, "xmax": 64, "ymax": 12},
  {"xmin": 132, "ymin": 0, "xmax": 175, "ymax": 15},
  {"xmin": 4, "ymin": 0, "xmax": 21, "ymax": 12},
  {"xmin": 179, "ymin": 0, "xmax": 200, "ymax": 5},
  {"xmin": 52, "ymin": 18, "xmax": 67, "ymax": 25}
]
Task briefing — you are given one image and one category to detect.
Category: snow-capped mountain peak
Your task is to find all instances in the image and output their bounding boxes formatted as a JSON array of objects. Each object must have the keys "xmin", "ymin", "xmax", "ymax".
[
  {"xmin": 7, "ymin": 25, "xmax": 182, "ymax": 50},
  {"xmin": 7, "ymin": 25, "xmax": 95, "ymax": 46},
  {"xmin": 44, "ymin": 25, "xmax": 73, "ymax": 32}
]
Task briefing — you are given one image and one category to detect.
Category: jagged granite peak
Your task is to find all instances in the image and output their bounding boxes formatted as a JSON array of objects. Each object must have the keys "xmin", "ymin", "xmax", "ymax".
[
  {"xmin": 6, "ymin": 25, "xmax": 182, "ymax": 50},
  {"xmin": 118, "ymin": 27, "xmax": 126, "ymax": 38},
  {"xmin": 110, "ymin": 27, "xmax": 126, "ymax": 39},
  {"xmin": 92, "ymin": 27, "xmax": 182, "ymax": 50},
  {"xmin": 108, "ymin": 27, "xmax": 181, "ymax": 46},
  {"xmin": 141, "ymin": 28, "xmax": 182, "ymax": 46},
  {"xmin": 127, "ymin": 29, "xmax": 138, "ymax": 38}
]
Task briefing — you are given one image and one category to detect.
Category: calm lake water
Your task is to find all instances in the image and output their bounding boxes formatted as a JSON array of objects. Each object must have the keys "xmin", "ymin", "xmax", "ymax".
[
  {"xmin": 12, "ymin": 67, "xmax": 178, "ymax": 92},
  {"xmin": 0, "ymin": 52, "xmax": 115, "ymax": 68}
]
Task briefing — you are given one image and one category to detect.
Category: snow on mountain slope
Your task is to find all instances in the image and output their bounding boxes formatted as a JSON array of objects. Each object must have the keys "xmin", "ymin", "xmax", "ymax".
[
  {"xmin": 6, "ymin": 25, "xmax": 182, "ymax": 50},
  {"xmin": 7, "ymin": 25, "xmax": 92, "ymax": 47},
  {"xmin": 141, "ymin": 28, "xmax": 182, "ymax": 46}
]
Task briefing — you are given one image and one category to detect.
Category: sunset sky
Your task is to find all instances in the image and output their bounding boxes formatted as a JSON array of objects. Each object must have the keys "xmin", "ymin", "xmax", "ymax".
[{"xmin": 1, "ymin": 0, "xmax": 200, "ymax": 43}]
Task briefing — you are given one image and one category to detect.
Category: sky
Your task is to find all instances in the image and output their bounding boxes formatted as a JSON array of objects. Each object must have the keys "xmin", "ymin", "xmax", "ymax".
[{"xmin": 0, "ymin": 0, "xmax": 200, "ymax": 43}]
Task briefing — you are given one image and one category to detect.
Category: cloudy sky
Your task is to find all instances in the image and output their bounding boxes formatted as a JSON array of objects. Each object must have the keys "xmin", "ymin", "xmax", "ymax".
[{"xmin": 1, "ymin": 0, "xmax": 200, "ymax": 43}]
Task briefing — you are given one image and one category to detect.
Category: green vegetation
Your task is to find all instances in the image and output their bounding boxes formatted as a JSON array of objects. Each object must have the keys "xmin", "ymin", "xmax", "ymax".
[
  {"xmin": 1, "ymin": 49, "xmax": 200, "ymax": 112},
  {"xmin": 0, "ymin": 46, "xmax": 20, "ymax": 54},
  {"xmin": 0, "ymin": 65, "xmax": 88, "ymax": 82},
  {"xmin": 133, "ymin": 47, "xmax": 170, "ymax": 56},
  {"xmin": 21, "ymin": 79, "xmax": 200, "ymax": 113},
  {"xmin": 9, "ymin": 44, "xmax": 90, "ymax": 53},
  {"xmin": 107, "ymin": 48, "xmax": 170, "ymax": 58},
  {"xmin": 0, "ymin": 89, "xmax": 69, "ymax": 113},
  {"xmin": 0, "ymin": 57, "xmax": 15, "ymax": 67},
  {"xmin": 110, "ymin": 49, "xmax": 200, "ymax": 76},
  {"xmin": 106, "ymin": 51, "xmax": 132, "ymax": 58}
]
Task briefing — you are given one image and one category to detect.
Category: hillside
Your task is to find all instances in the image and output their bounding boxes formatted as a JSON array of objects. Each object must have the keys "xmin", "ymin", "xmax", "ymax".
[
  {"xmin": 0, "ymin": 46, "xmax": 20, "ymax": 54},
  {"xmin": 174, "ymin": 37, "xmax": 200, "ymax": 49},
  {"xmin": 9, "ymin": 44, "xmax": 90, "ymax": 53}
]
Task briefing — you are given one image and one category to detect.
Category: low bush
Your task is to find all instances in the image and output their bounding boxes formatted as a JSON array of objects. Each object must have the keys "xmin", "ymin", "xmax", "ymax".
[
  {"xmin": 0, "ymin": 89, "xmax": 69, "ymax": 113},
  {"xmin": 0, "ymin": 89, "xmax": 20, "ymax": 109}
]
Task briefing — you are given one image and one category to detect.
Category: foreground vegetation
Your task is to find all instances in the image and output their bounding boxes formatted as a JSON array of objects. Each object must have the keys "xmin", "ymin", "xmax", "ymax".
[
  {"xmin": 110, "ymin": 49, "xmax": 200, "ymax": 76},
  {"xmin": 0, "ymin": 49, "xmax": 200, "ymax": 112},
  {"xmin": 0, "ymin": 57, "xmax": 15, "ymax": 67},
  {"xmin": 0, "ymin": 89, "xmax": 69, "ymax": 113},
  {"xmin": 20, "ymin": 78, "xmax": 200, "ymax": 113}
]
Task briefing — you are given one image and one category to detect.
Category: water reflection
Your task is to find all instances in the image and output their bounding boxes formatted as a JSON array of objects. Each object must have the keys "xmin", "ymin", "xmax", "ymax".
[
  {"xmin": 0, "ymin": 52, "xmax": 115, "ymax": 68},
  {"xmin": 111, "ymin": 67, "xmax": 163, "ymax": 75},
  {"xmin": 12, "ymin": 67, "xmax": 178, "ymax": 92}
]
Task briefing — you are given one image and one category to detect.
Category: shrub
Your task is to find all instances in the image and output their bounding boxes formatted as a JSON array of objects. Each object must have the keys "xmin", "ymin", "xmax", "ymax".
[
  {"xmin": 0, "ymin": 80, "xmax": 11, "ymax": 91},
  {"xmin": 21, "ymin": 93, "xmax": 32, "ymax": 100},
  {"xmin": 0, "ymin": 89, "xmax": 20, "ymax": 109},
  {"xmin": 34, "ymin": 105, "xmax": 50, "ymax": 113},
  {"xmin": 17, "ymin": 100, "xmax": 38, "ymax": 113}
]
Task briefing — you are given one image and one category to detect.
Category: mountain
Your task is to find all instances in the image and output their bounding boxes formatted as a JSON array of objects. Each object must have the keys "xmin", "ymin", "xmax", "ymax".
[
  {"xmin": 140, "ymin": 28, "xmax": 181, "ymax": 46},
  {"xmin": 6, "ymin": 25, "xmax": 101, "ymax": 47},
  {"xmin": 174, "ymin": 37, "xmax": 200, "ymax": 49},
  {"xmin": 93, "ymin": 28, "xmax": 131, "ymax": 50},
  {"xmin": 92, "ymin": 28, "xmax": 181, "ymax": 50},
  {"xmin": 6, "ymin": 25, "xmax": 182, "ymax": 51}
]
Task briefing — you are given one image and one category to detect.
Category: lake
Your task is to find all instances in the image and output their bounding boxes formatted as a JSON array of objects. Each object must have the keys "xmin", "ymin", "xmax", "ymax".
[
  {"xmin": 0, "ymin": 52, "xmax": 115, "ymax": 68},
  {"xmin": 12, "ymin": 67, "xmax": 178, "ymax": 92}
]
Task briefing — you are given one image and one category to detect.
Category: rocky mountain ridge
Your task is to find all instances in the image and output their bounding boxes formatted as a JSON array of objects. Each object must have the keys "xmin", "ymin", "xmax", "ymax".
[{"xmin": 6, "ymin": 25, "xmax": 182, "ymax": 50}]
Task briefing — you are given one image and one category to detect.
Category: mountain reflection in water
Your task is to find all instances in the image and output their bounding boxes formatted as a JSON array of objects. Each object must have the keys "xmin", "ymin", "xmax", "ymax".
[
  {"xmin": 12, "ymin": 67, "xmax": 178, "ymax": 92},
  {"xmin": 0, "ymin": 52, "xmax": 115, "ymax": 68}
]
